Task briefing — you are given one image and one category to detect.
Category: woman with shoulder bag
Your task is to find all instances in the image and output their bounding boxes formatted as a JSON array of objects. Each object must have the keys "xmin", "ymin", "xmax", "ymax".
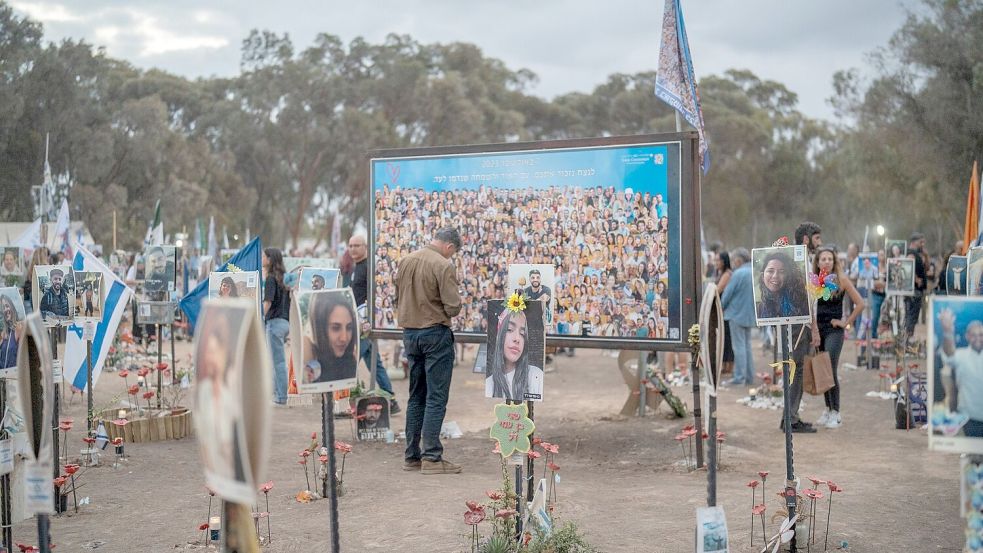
[{"xmin": 813, "ymin": 247, "xmax": 864, "ymax": 429}]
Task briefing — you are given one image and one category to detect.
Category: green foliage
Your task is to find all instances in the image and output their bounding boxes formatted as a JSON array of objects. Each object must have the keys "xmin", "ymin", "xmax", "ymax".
[{"xmin": 526, "ymin": 522, "xmax": 598, "ymax": 553}]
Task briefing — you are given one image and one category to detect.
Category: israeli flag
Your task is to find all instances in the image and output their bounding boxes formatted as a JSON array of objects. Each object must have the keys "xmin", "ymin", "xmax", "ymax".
[
  {"xmin": 95, "ymin": 422, "xmax": 110, "ymax": 450},
  {"xmin": 64, "ymin": 245, "xmax": 134, "ymax": 391}
]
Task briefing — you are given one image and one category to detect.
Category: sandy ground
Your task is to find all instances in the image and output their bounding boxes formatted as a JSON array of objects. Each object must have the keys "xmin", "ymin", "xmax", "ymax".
[{"xmin": 11, "ymin": 328, "xmax": 964, "ymax": 553}]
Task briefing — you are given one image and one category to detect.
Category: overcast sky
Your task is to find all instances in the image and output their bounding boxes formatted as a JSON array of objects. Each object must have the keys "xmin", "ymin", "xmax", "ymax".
[{"xmin": 11, "ymin": 0, "xmax": 915, "ymax": 121}]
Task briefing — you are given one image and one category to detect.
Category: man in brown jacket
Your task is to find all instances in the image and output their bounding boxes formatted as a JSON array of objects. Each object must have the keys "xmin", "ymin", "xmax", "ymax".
[{"xmin": 395, "ymin": 227, "xmax": 463, "ymax": 474}]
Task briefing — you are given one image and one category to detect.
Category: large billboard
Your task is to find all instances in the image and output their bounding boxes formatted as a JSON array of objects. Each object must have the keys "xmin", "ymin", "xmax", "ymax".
[{"xmin": 369, "ymin": 133, "xmax": 701, "ymax": 349}]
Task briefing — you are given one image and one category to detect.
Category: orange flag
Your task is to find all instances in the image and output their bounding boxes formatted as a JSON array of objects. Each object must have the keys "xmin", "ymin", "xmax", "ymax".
[{"xmin": 963, "ymin": 160, "xmax": 980, "ymax": 254}]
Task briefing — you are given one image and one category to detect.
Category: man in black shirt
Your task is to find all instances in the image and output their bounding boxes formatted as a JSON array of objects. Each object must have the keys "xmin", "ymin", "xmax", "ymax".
[
  {"xmin": 347, "ymin": 235, "xmax": 400, "ymax": 414},
  {"xmin": 522, "ymin": 269, "xmax": 552, "ymax": 323},
  {"xmin": 40, "ymin": 267, "xmax": 70, "ymax": 321},
  {"xmin": 906, "ymin": 232, "xmax": 928, "ymax": 337}
]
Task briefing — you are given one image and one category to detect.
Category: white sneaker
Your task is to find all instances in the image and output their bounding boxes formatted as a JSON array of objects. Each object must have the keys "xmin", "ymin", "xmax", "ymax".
[
  {"xmin": 825, "ymin": 410, "xmax": 842, "ymax": 429},
  {"xmin": 816, "ymin": 409, "xmax": 831, "ymax": 426}
]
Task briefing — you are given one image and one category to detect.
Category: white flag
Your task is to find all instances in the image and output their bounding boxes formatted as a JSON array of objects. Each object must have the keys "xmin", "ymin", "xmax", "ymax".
[{"xmin": 52, "ymin": 198, "xmax": 71, "ymax": 257}]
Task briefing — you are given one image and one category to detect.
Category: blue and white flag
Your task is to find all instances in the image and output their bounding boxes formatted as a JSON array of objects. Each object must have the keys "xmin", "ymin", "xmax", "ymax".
[
  {"xmin": 65, "ymin": 245, "xmax": 134, "ymax": 391},
  {"xmin": 179, "ymin": 236, "xmax": 262, "ymax": 328},
  {"xmin": 654, "ymin": 0, "xmax": 710, "ymax": 174}
]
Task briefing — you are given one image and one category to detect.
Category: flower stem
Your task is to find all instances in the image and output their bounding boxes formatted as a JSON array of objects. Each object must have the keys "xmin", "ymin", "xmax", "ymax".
[{"xmin": 824, "ymin": 494, "xmax": 833, "ymax": 551}]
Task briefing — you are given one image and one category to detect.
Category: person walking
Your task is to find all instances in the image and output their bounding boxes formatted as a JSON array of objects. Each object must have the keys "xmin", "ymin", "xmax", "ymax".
[
  {"xmin": 721, "ymin": 248, "xmax": 755, "ymax": 386},
  {"xmin": 395, "ymin": 227, "xmax": 463, "ymax": 474},
  {"xmin": 262, "ymin": 248, "xmax": 291, "ymax": 406},
  {"xmin": 906, "ymin": 233, "xmax": 928, "ymax": 339},
  {"xmin": 715, "ymin": 251, "xmax": 735, "ymax": 377},
  {"xmin": 347, "ymin": 234, "xmax": 401, "ymax": 414},
  {"xmin": 812, "ymin": 247, "xmax": 864, "ymax": 429}
]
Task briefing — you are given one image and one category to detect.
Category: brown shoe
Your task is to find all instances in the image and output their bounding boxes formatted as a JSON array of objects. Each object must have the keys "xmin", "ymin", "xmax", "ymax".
[
  {"xmin": 403, "ymin": 459, "xmax": 422, "ymax": 471},
  {"xmin": 421, "ymin": 458, "xmax": 462, "ymax": 475}
]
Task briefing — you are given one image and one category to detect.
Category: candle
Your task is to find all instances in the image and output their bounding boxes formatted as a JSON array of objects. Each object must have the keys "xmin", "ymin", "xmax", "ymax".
[
  {"xmin": 117, "ymin": 409, "xmax": 126, "ymax": 419},
  {"xmin": 137, "ymin": 376, "xmax": 145, "ymax": 387},
  {"xmin": 749, "ymin": 388, "xmax": 757, "ymax": 400},
  {"xmin": 209, "ymin": 515, "xmax": 221, "ymax": 542}
]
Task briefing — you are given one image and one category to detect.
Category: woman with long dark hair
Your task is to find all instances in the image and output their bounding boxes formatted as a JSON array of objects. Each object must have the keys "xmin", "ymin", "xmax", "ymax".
[
  {"xmin": 219, "ymin": 276, "xmax": 239, "ymax": 298},
  {"xmin": 715, "ymin": 251, "xmax": 735, "ymax": 376},
  {"xmin": 304, "ymin": 291, "xmax": 358, "ymax": 384},
  {"xmin": 262, "ymin": 248, "xmax": 291, "ymax": 405},
  {"xmin": 755, "ymin": 251, "xmax": 810, "ymax": 319},
  {"xmin": 0, "ymin": 293, "xmax": 23, "ymax": 369},
  {"xmin": 485, "ymin": 309, "xmax": 544, "ymax": 401}
]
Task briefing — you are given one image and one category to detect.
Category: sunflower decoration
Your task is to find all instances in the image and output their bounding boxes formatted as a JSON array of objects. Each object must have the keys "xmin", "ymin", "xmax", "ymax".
[{"xmin": 503, "ymin": 292, "xmax": 528, "ymax": 313}]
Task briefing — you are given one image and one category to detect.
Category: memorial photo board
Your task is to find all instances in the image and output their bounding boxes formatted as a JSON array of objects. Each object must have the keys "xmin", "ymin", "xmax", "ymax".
[
  {"xmin": 751, "ymin": 245, "xmax": 811, "ymax": 326},
  {"xmin": 292, "ymin": 288, "xmax": 359, "ymax": 394},
  {"xmin": 857, "ymin": 252, "xmax": 879, "ymax": 283},
  {"xmin": 928, "ymin": 296, "xmax": 983, "ymax": 454},
  {"xmin": 886, "ymin": 239, "xmax": 908, "ymax": 258},
  {"xmin": 0, "ymin": 287, "xmax": 26, "ymax": 372},
  {"xmin": 33, "ymin": 265, "xmax": 75, "ymax": 326},
  {"xmin": 208, "ymin": 271, "xmax": 261, "ymax": 314},
  {"xmin": 16, "ymin": 312, "xmax": 54, "ymax": 514},
  {"xmin": 284, "ymin": 256, "xmax": 337, "ymax": 273},
  {"xmin": 507, "ymin": 264, "xmax": 556, "ymax": 327},
  {"xmin": 143, "ymin": 245, "xmax": 177, "ymax": 294},
  {"xmin": 968, "ymin": 247, "xmax": 983, "ymax": 296},
  {"xmin": 485, "ymin": 300, "xmax": 546, "ymax": 402},
  {"xmin": 355, "ymin": 396, "xmax": 390, "ymax": 441},
  {"xmin": 0, "ymin": 246, "xmax": 24, "ymax": 287},
  {"xmin": 298, "ymin": 267, "xmax": 341, "ymax": 292},
  {"xmin": 886, "ymin": 257, "xmax": 915, "ymax": 296},
  {"xmin": 370, "ymin": 134, "xmax": 699, "ymax": 348},
  {"xmin": 72, "ymin": 271, "xmax": 104, "ymax": 322},
  {"xmin": 948, "ymin": 255, "xmax": 968, "ymax": 296}
]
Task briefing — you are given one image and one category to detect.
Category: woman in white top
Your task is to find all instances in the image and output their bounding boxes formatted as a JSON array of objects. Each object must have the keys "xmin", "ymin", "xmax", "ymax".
[{"xmin": 486, "ymin": 308, "xmax": 544, "ymax": 401}]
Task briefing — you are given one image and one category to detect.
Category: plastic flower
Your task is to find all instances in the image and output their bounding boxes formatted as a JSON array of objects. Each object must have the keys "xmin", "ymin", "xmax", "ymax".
[
  {"xmin": 746, "ymin": 480, "xmax": 759, "ymax": 489},
  {"xmin": 751, "ymin": 504, "xmax": 766, "ymax": 515},
  {"xmin": 485, "ymin": 490, "xmax": 504, "ymax": 501},
  {"xmin": 127, "ymin": 385, "xmax": 139, "ymax": 395},
  {"xmin": 118, "ymin": 370, "xmax": 129, "ymax": 378},
  {"xmin": 53, "ymin": 476, "xmax": 67, "ymax": 488},
  {"xmin": 547, "ymin": 462, "xmax": 560, "ymax": 472},
  {"xmin": 310, "ymin": 432, "xmax": 317, "ymax": 440},
  {"xmin": 542, "ymin": 443, "xmax": 559, "ymax": 454},
  {"xmin": 505, "ymin": 292, "xmax": 526, "ymax": 313},
  {"xmin": 299, "ymin": 450, "xmax": 311, "ymax": 458},
  {"xmin": 758, "ymin": 471, "xmax": 769, "ymax": 479},
  {"xmin": 827, "ymin": 481, "xmax": 843, "ymax": 493},
  {"xmin": 495, "ymin": 508, "xmax": 518, "ymax": 519},
  {"xmin": 319, "ymin": 455, "xmax": 328, "ymax": 463},
  {"xmin": 807, "ymin": 476, "xmax": 825, "ymax": 487},
  {"xmin": 156, "ymin": 362, "xmax": 168, "ymax": 371},
  {"xmin": 82, "ymin": 437, "xmax": 96, "ymax": 445},
  {"xmin": 464, "ymin": 509, "xmax": 485, "ymax": 525},
  {"xmin": 198, "ymin": 523, "xmax": 209, "ymax": 531},
  {"xmin": 111, "ymin": 419, "xmax": 128, "ymax": 426},
  {"xmin": 260, "ymin": 482, "xmax": 274, "ymax": 493},
  {"xmin": 142, "ymin": 391, "xmax": 155, "ymax": 400},
  {"xmin": 334, "ymin": 441, "xmax": 353, "ymax": 453},
  {"xmin": 527, "ymin": 451, "xmax": 541, "ymax": 460},
  {"xmin": 58, "ymin": 421, "xmax": 72, "ymax": 431},
  {"xmin": 64, "ymin": 464, "xmax": 80, "ymax": 475},
  {"xmin": 466, "ymin": 500, "xmax": 482, "ymax": 512},
  {"xmin": 804, "ymin": 488, "xmax": 824, "ymax": 500},
  {"xmin": 532, "ymin": 437, "xmax": 543, "ymax": 446},
  {"xmin": 137, "ymin": 367, "xmax": 150, "ymax": 378}
]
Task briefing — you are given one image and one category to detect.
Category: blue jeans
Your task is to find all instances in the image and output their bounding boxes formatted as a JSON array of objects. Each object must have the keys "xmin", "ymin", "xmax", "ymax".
[
  {"xmin": 360, "ymin": 338, "xmax": 394, "ymax": 396},
  {"xmin": 403, "ymin": 325, "xmax": 455, "ymax": 462},
  {"xmin": 870, "ymin": 293, "xmax": 885, "ymax": 338},
  {"xmin": 266, "ymin": 318, "xmax": 290, "ymax": 404},
  {"xmin": 730, "ymin": 323, "xmax": 754, "ymax": 385}
]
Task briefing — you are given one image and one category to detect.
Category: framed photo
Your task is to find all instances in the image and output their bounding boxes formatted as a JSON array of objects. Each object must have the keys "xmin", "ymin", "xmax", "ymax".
[
  {"xmin": 695, "ymin": 506, "xmax": 729, "ymax": 553},
  {"xmin": 208, "ymin": 271, "xmax": 261, "ymax": 314},
  {"xmin": 928, "ymin": 296, "xmax": 983, "ymax": 454},
  {"xmin": 0, "ymin": 287, "xmax": 27, "ymax": 372},
  {"xmin": 355, "ymin": 396, "xmax": 390, "ymax": 441},
  {"xmin": 298, "ymin": 268, "xmax": 341, "ymax": 293},
  {"xmin": 193, "ymin": 299, "xmax": 254, "ymax": 503},
  {"xmin": 137, "ymin": 301, "xmax": 176, "ymax": 325},
  {"xmin": 750, "ymin": 245, "xmax": 811, "ymax": 326},
  {"xmin": 885, "ymin": 239, "xmax": 908, "ymax": 258},
  {"xmin": 369, "ymin": 133, "xmax": 702, "ymax": 349},
  {"xmin": 284, "ymin": 257, "xmax": 337, "ymax": 273},
  {"xmin": 33, "ymin": 265, "xmax": 75, "ymax": 326},
  {"xmin": 292, "ymin": 288, "xmax": 359, "ymax": 394},
  {"xmin": 0, "ymin": 247, "xmax": 24, "ymax": 287},
  {"xmin": 72, "ymin": 271, "xmax": 104, "ymax": 322},
  {"xmin": 857, "ymin": 252, "xmax": 879, "ymax": 283},
  {"xmin": 947, "ymin": 255, "xmax": 968, "ymax": 296},
  {"xmin": 485, "ymin": 300, "xmax": 546, "ymax": 402},
  {"xmin": 968, "ymin": 247, "xmax": 983, "ymax": 296},
  {"xmin": 143, "ymin": 245, "xmax": 177, "ymax": 294},
  {"xmin": 507, "ymin": 264, "xmax": 556, "ymax": 327},
  {"xmin": 886, "ymin": 257, "xmax": 915, "ymax": 296}
]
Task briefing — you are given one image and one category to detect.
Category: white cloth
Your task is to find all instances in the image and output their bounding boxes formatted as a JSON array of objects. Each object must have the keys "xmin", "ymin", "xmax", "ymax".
[{"xmin": 941, "ymin": 346, "xmax": 983, "ymax": 421}]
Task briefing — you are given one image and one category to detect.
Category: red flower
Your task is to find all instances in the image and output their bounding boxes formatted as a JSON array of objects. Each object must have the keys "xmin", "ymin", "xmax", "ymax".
[
  {"xmin": 491, "ymin": 443, "xmax": 501, "ymax": 454},
  {"xmin": 58, "ymin": 422, "xmax": 72, "ymax": 432},
  {"xmin": 758, "ymin": 471, "xmax": 769, "ymax": 479},
  {"xmin": 827, "ymin": 481, "xmax": 843, "ymax": 493},
  {"xmin": 118, "ymin": 370, "xmax": 129, "ymax": 378},
  {"xmin": 142, "ymin": 391, "xmax": 155, "ymax": 400},
  {"xmin": 127, "ymin": 385, "xmax": 139, "ymax": 396},
  {"xmin": 751, "ymin": 503, "xmax": 766, "ymax": 515},
  {"xmin": 111, "ymin": 438, "xmax": 123, "ymax": 446},
  {"xmin": 495, "ymin": 508, "xmax": 518, "ymax": 519},
  {"xmin": 682, "ymin": 424, "xmax": 695, "ymax": 432},
  {"xmin": 260, "ymin": 481, "xmax": 274, "ymax": 493},
  {"xmin": 523, "ymin": 532, "xmax": 532, "ymax": 546},
  {"xmin": 299, "ymin": 450, "xmax": 311, "ymax": 458},
  {"xmin": 716, "ymin": 436, "xmax": 725, "ymax": 443},
  {"xmin": 82, "ymin": 437, "xmax": 96, "ymax": 445},
  {"xmin": 803, "ymin": 488, "xmax": 824, "ymax": 500},
  {"xmin": 64, "ymin": 464, "xmax": 80, "ymax": 475},
  {"xmin": 547, "ymin": 462, "xmax": 560, "ymax": 472},
  {"xmin": 137, "ymin": 368, "xmax": 150, "ymax": 378},
  {"xmin": 53, "ymin": 476, "xmax": 67, "ymax": 488},
  {"xmin": 701, "ymin": 431, "xmax": 709, "ymax": 440},
  {"xmin": 319, "ymin": 455, "xmax": 328, "ymax": 463},
  {"xmin": 532, "ymin": 437, "xmax": 543, "ymax": 446},
  {"xmin": 16, "ymin": 544, "xmax": 39, "ymax": 553},
  {"xmin": 198, "ymin": 522, "xmax": 209, "ymax": 531},
  {"xmin": 334, "ymin": 441, "xmax": 353, "ymax": 453},
  {"xmin": 206, "ymin": 486, "xmax": 216, "ymax": 497},
  {"xmin": 485, "ymin": 490, "xmax": 504, "ymax": 501},
  {"xmin": 156, "ymin": 362, "xmax": 168, "ymax": 371},
  {"xmin": 542, "ymin": 443, "xmax": 559, "ymax": 454},
  {"xmin": 297, "ymin": 460, "xmax": 307, "ymax": 466},
  {"xmin": 310, "ymin": 432, "xmax": 317, "ymax": 440},
  {"xmin": 464, "ymin": 509, "xmax": 485, "ymax": 525},
  {"xmin": 807, "ymin": 476, "xmax": 825, "ymax": 487},
  {"xmin": 111, "ymin": 419, "xmax": 128, "ymax": 426},
  {"xmin": 466, "ymin": 500, "xmax": 482, "ymax": 512},
  {"xmin": 527, "ymin": 451, "xmax": 541, "ymax": 460},
  {"xmin": 746, "ymin": 480, "xmax": 759, "ymax": 488},
  {"xmin": 674, "ymin": 434, "xmax": 686, "ymax": 442}
]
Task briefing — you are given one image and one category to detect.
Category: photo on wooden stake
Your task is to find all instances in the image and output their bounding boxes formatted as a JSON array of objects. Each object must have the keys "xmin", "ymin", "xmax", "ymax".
[
  {"xmin": 208, "ymin": 271, "xmax": 261, "ymax": 314},
  {"xmin": 947, "ymin": 255, "xmax": 968, "ymax": 296},
  {"xmin": 857, "ymin": 252, "xmax": 879, "ymax": 282},
  {"xmin": 695, "ymin": 506, "xmax": 729, "ymax": 553},
  {"xmin": 886, "ymin": 257, "xmax": 915, "ymax": 296},
  {"xmin": 355, "ymin": 396, "xmax": 390, "ymax": 441},
  {"xmin": 485, "ymin": 299, "xmax": 545, "ymax": 401},
  {"xmin": 968, "ymin": 247, "xmax": 983, "ymax": 296},
  {"xmin": 0, "ymin": 246, "xmax": 24, "ymax": 287},
  {"xmin": 72, "ymin": 271, "xmax": 104, "ymax": 322},
  {"xmin": 298, "ymin": 267, "xmax": 341, "ymax": 292},
  {"xmin": 292, "ymin": 288, "xmax": 359, "ymax": 394},
  {"xmin": 750, "ymin": 245, "xmax": 811, "ymax": 326},
  {"xmin": 143, "ymin": 245, "xmax": 177, "ymax": 294},
  {"xmin": 507, "ymin": 264, "xmax": 556, "ymax": 327},
  {"xmin": 33, "ymin": 264, "xmax": 75, "ymax": 326},
  {"xmin": 928, "ymin": 296, "xmax": 983, "ymax": 454},
  {"xmin": 0, "ymin": 287, "xmax": 27, "ymax": 372},
  {"xmin": 885, "ymin": 239, "xmax": 908, "ymax": 258},
  {"xmin": 16, "ymin": 312, "xmax": 54, "ymax": 514}
]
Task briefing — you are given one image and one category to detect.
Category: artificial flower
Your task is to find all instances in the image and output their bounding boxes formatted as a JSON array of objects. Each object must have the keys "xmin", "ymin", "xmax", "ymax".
[
  {"xmin": 260, "ymin": 482, "xmax": 274, "ymax": 493},
  {"xmin": 464, "ymin": 509, "xmax": 485, "ymax": 525},
  {"xmin": 505, "ymin": 292, "xmax": 527, "ymax": 313},
  {"xmin": 485, "ymin": 490, "xmax": 504, "ymax": 501},
  {"xmin": 751, "ymin": 504, "xmax": 766, "ymax": 516},
  {"xmin": 495, "ymin": 508, "xmax": 518, "ymax": 519},
  {"xmin": 334, "ymin": 441, "xmax": 353, "ymax": 453}
]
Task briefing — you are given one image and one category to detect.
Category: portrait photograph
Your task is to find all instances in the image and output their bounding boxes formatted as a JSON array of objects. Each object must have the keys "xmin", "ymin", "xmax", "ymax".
[
  {"xmin": 928, "ymin": 296, "xmax": 983, "ymax": 454},
  {"xmin": 750, "ymin": 245, "xmax": 811, "ymax": 326},
  {"xmin": 208, "ymin": 271, "xmax": 261, "ymax": 314},
  {"xmin": 0, "ymin": 287, "xmax": 26, "ymax": 372},
  {"xmin": 143, "ymin": 245, "xmax": 177, "ymax": 293},
  {"xmin": 284, "ymin": 256, "xmax": 337, "ymax": 273},
  {"xmin": 507, "ymin": 264, "xmax": 556, "ymax": 327},
  {"xmin": 192, "ymin": 299, "xmax": 255, "ymax": 503},
  {"xmin": 294, "ymin": 288, "xmax": 359, "ymax": 394},
  {"xmin": 0, "ymin": 247, "xmax": 24, "ymax": 287},
  {"xmin": 298, "ymin": 267, "xmax": 340, "ymax": 293},
  {"xmin": 886, "ymin": 239, "xmax": 908, "ymax": 258},
  {"xmin": 72, "ymin": 271, "xmax": 104, "ymax": 322},
  {"xmin": 857, "ymin": 252, "xmax": 879, "ymax": 282},
  {"xmin": 947, "ymin": 255, "xmax": 968, "ymax": 296},
  {"xmin": 886, "ymin": 257, "xmax": 916, "ymax": 296},
  {"xmin": 355, "ymin": 396, "xmax": 391, "ymax": 441},
  {"xmin": 33, "ymin": 265, "xmax": 75, "ymax": 326},
  {"xmin": 968, "ymin": 247, "xmax": 983, "ymax": 296},
  {"xmin": 485, "ymin": 300, "xmax": 546, "ymax": 402}
]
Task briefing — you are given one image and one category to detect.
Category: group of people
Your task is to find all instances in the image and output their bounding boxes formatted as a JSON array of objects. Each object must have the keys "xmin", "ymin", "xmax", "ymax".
[{"xmin": 374, "ymin": 185, "xmax": 678, "ymax": 340}]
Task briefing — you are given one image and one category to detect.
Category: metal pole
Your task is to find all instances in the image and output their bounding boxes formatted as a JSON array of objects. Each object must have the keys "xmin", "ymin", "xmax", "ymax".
[
  {"xmin": 637, "ymin": 351, "xmax": 646, "ymax": 417},
  {"xmin": 323, "ymin": 393, "xmax": 341, "ymax": 552},
  {"xmin": 690, "ymin": 353, "xmax": 704, "ymax": 468},
  {"xmin": 525, "ymin": 401, "xmax": 534, "ymax": 502},
  {"xmin": 781, "ymin": 324, "xmax": 798, "ymax": 553},
  {"xmin": 369, "ymin": 340, "xmax": 378, "ymax": 392},
  {"xmin": 156, "ymin": 324, "xmax": 162, "ymax": 409},
  {"xmin": 706, "ymin": 392, "xmax": 717, "ymax": 506},
  {"xmin": 49, "ymin": 327, "xmax": 62, "ymax": 514},
  {"xmin": 37, "ymin": 515, "xmax": 50, "ymax": 553},
  {"xmin": 0, "ymin": 378, "xmax": 10, "ymax": 551},
  {"xmin": 86, "ymin": 339, "xmax": 93, "ymax": 435},
  {"xmin": 171, "ymin": 321, "xmax": 177, "ymax": 385}
]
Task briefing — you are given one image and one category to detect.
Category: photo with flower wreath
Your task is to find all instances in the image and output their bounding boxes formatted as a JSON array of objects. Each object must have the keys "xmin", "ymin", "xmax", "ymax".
[{"xmin": 485, "ymin": 296, "xmax": 546, "ymax": 402}]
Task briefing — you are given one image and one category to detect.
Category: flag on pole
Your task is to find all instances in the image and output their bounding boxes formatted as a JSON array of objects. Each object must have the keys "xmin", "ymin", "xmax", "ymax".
[
  {"xmin": 654, "ymin": 0, "xmax": 710, "ymax": 174},
  {"xmin": 331, "ymin": 212, "xmax": 341, "ymax": 257},
  {"xmin": 52, "ymin": 198, "xmax": 72, "ymax": 259},
  {"xmin": 179, "ymin": 236, "xmax": 262, "ymax": 328},
  {"xmin": 65, "ymin": 244, "xmax": 134, "ymax": 391},
  {"xmin": 144, "ymin": 199, "xmax": 163, "ymax": 246},
  {"xmin": 207, "ymin": 216, "xmax": 218, "ymax": 258},
  {"xmin": 222, "ymin": 226, "xmax": 229, "ymax": 250},
  {"xmin": 963, "ymin": 160, "xmax": 979, "ymax": 254},
  {"xmin": 13, "ymin": 218, "xmax": 42, "ymax": 251}
]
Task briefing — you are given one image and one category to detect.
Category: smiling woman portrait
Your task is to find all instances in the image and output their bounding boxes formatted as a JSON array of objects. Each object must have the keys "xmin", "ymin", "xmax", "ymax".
[{"xmin": 485, "ymin": 301, "xmax": 545, "ymax": 401}]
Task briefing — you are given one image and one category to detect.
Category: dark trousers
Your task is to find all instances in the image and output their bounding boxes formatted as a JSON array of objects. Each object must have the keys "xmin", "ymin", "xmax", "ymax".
[
  {"xmin": 904, "ymin": 292, "xmax": 923, "ymax": 335},
  {"xmin": 403, "ymin": 325, "xmax": 455, "ymax": 462},
  {"xmin": 819, "ymin": 326, "xmax": 845, "ymax": 412},
  {"xmin": 781, "ymin": 324, "xmax": 811, "ymax": 424},
  {"xmin": 965, "ymin": 419, "xmax": 983, "ymax": 438}
]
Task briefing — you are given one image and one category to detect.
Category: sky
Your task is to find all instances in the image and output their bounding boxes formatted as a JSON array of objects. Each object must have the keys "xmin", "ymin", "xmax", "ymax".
[{"xmin": 10, "ymin": 0, "xmax": 916, "ymax": 122}]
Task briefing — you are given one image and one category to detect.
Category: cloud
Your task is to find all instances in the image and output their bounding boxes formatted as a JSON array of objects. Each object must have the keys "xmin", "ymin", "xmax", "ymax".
[{"xmin": 10, "ymin": 1, "xmax": 81, "ymax": 22}]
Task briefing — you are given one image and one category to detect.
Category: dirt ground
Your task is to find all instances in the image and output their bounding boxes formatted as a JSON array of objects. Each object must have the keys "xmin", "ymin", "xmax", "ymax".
[{"xmin": 13, "ymin": 327, "xmax": 964, "ymax": 553}]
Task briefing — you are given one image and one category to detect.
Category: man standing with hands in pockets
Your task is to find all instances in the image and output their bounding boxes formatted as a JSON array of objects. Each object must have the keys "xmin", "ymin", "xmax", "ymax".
[{"xmin": 395, "ymin": 227, "xmax": 463, "ymax": 474}]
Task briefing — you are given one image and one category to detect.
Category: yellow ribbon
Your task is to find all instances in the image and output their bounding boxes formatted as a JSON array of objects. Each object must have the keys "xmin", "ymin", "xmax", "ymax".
[{"xmin": 769, "ymin": 360, "xmax": 797, "ymax": 386}]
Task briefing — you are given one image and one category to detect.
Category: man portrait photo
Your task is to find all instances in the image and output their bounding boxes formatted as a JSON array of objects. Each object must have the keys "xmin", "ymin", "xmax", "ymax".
[
  {"xmin": 311, "ymin": 274, "xmax": 325, "ymax": 291},
  {"xmin": 937, "ymin": 306, "xmax": 983, "ymax": 438},
  {"xmin": 356, "ymin": 396, "xmax": 390, "ymax": 440},
  {"xmin": 40, "ymin": 267, "xmax": 71, "ymax": 320},
  {"xmin": 144, "ymin": 246, "xmax": 175, "ymax": 293}
]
